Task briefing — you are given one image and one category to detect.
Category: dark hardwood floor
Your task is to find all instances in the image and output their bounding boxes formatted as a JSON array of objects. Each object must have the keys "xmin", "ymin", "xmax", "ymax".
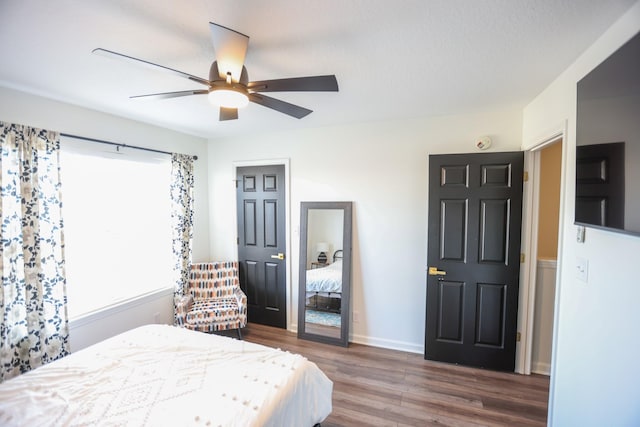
[{"xmin": 242, "ymin": 323, "xmax": 549, "ymax": 427}]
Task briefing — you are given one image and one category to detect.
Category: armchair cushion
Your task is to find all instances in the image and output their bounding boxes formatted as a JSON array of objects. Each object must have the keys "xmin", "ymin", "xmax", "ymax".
[{"xmin": 186, "ymin": 298, "xmax": 243, "ymax": 329}]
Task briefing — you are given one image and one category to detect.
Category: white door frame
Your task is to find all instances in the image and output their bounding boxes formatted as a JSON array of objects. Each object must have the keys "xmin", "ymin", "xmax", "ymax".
[
  {"xmin": 232, "ymin": 158, "xmax": 292, "ymax": 330},
  {"xmin": 516, "ymin": 122, "xmax": 568, "ymax": 375}
]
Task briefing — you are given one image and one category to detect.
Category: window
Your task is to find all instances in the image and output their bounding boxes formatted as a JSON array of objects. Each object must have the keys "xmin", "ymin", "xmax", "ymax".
[{"xmin": 60, "ymin": 140, "xmax": 172, "ymax": 319}]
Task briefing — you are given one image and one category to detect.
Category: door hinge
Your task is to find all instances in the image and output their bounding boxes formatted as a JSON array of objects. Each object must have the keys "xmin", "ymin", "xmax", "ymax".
[
  {"xmin": 520, "ymin": 253, "xmax": 525, "ymax": 263},
  {"xmin": 516, "ymin": 332, "xmax": 521, "ymax": 342},
  {"xmin": 236, "ymin": 237, "xmax": 239, "ymax": 245},
  {"xmin": 523, "ymin": 171, "xmax": 529, "ymax": 182}
]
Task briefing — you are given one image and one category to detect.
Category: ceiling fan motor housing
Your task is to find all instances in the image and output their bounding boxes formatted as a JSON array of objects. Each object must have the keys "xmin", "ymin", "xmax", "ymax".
[{"xmin": 209, "ymin": 61, "xmax": 249, "ymax": 86}]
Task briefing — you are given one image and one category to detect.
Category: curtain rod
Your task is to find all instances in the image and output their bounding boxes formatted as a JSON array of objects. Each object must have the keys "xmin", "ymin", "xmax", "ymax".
[{"xmin": 60, "ymin": 133, "xmax": 198, "ymax": 161}]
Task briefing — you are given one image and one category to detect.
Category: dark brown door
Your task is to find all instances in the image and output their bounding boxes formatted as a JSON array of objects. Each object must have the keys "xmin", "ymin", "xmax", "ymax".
[
  {"xmin": 236, "ymin": 165, "xmax": 286, "ymax": 328},
  {"xmin": 425, "ymin": 152, "xmax": 523, "ymax": 371},
  {"xmin": 575, "ymin": 142, "xmax": 625, "ymax": 229}
]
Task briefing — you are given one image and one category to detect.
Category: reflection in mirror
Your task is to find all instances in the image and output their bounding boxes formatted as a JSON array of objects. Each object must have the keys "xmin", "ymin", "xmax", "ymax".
[
  {"xmin": 305, "ymin": 210, "xmax": 343, "ymax": 340},
  {"xmin": 298, "ymin": 202, "xmax": 352, "ymax": 347}
]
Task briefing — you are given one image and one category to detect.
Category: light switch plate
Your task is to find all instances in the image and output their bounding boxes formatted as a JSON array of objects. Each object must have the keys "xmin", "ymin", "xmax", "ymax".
[{"xmin": 576, "ymin": 257, "xmax": 588, "ymax": 282}]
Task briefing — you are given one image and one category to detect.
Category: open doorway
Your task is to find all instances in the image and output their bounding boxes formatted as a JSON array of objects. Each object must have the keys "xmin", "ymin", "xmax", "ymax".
[
  {"xmin": 531, "ymin": 139, "xmax": 562, "ymax": 374},
  {"xmin": 518, "ymin": 132, "xmax": 565, "ymax": 376}
]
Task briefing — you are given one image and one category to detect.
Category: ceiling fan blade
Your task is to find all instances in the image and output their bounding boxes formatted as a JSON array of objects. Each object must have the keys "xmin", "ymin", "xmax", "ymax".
[
  {"xmin": 219, "ymin": 107, "xmax": 238, "ymax": 121},
  {"xmin": 130, "ymin": 90, "xmax": 209, "ymax": 100},
  {"xmin": 248, "ymin": 75, "xmax": 338, "ymax": 92},
  {"xmin": 209, "ymin": 22, "xmax": 249, "ymax": 83},
  {"xmin": 248, "ymin": 93, "xmax": 312, "ymax": 119},
  {"xmin": 93, "ymin": 48, "xmax": 211, "ymax": 87}
]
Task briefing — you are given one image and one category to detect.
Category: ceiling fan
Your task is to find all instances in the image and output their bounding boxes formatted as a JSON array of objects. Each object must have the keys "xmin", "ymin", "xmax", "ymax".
[{"xmin": 93, "ymin": 22, "xmax": 339, "ymax": 121}]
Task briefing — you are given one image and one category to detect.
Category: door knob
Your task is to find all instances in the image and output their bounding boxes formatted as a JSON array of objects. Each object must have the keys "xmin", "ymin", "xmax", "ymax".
[
  {"xmin": 271, "ymin": 253, "xmax": 285, "ymax": 260},
  {"xmin": 428, "ymin": 267, "xmax": 446, "ymax": 276}
]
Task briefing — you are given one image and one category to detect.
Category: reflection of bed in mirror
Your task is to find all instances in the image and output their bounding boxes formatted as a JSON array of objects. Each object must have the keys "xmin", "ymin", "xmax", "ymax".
[{"xmin": 306, "ymin": 250, "xmax": 343, "ymax": 313}]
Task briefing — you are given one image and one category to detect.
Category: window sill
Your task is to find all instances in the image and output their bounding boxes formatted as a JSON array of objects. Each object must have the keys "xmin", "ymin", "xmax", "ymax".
[{"xmin": 68, "ymin": 287, "xmax": 174, "ymax": 329}]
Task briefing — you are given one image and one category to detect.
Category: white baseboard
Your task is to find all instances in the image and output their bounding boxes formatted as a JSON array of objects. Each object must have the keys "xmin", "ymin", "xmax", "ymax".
[
  {"xmin": 350, "ymin": 333, "xmax": 423, "ymax": 354},
  {"xmin": 532, "ymin": 361, "xmax": 551, "ymax": 375},
  {"xmin": 288, "ymin": 324, "xmax": 423, "ymax": 354}
]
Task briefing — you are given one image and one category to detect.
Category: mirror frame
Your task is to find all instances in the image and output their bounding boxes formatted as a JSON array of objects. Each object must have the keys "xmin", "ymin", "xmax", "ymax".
[{"xmin": 297, "ymin": 201, "xmax": 352, "ymax": 347}]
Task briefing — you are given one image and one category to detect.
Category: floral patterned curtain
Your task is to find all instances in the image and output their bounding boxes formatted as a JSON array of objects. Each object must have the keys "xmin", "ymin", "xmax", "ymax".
[
  {"xmin": 0, "ymin": 122, "xmax": 69, "ymax": 382},
  {"xmin": 170, "ymin": 153, "xmax": 194, "ymax": 323}
]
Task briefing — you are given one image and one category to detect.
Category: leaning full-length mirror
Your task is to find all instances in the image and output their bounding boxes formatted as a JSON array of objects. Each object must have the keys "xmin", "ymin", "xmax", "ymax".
[{"xmin": 298, "ymin": 201, "xmax": 352, "ymax": 346}]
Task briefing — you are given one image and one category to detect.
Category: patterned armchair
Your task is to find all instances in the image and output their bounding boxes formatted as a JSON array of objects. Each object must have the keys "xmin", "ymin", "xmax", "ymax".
[{"xmin": 175, "ymin": 262, "xmax": 247, "ymax": 339}]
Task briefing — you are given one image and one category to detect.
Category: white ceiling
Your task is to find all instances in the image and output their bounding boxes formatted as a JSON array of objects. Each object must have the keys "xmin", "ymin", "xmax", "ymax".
[{"xmin": 0, "ymin": 0, "xmax": 636, "ymax": 140}]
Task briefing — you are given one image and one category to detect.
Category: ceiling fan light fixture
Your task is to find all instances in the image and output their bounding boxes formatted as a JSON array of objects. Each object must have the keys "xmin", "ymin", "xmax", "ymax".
[{"xmin": 208, "ymin": 88, "xmax": 249, "ymax": 108}]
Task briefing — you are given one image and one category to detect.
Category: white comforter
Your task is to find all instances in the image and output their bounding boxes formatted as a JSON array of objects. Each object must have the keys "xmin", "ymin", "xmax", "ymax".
[
  {"xmin": 0, "ymin": 324, "xmax": 332, "ymax": 427},
  {"xmin": 306, "ymin": 260, "xmax": 343, "ymax": 293}
]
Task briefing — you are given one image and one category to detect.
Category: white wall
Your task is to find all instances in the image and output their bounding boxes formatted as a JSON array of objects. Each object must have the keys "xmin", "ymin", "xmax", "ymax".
[
  {"xmin": 208, "ymin": 109, "xmax": 522, "ymax": 353},
  {"xmin": 522, "ymin": 2, "xmax": 640, "ymax": 425},
  {"xmin": 0, "ymin": 86, "xmax": 210, "ymax": 350}
]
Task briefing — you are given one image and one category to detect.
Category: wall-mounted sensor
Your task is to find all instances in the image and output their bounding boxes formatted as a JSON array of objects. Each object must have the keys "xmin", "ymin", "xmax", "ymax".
[{"xmin": 476, "ymin": 136, "xmax": 492, "ymax": 150}]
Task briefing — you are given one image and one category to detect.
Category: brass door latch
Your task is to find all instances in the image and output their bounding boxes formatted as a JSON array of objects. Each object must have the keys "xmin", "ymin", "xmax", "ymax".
[{"xmin": 428, "ymin": 267, "xmax": 446, "ymax": 276}]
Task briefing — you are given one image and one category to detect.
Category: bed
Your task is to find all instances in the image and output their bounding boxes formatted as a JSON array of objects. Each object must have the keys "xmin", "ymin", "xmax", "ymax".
[
  {"xmin": 0, "ymin": 324, "xmax": 332, "ymax": 426},
  {"xmin": 306, "ymin": 250, "xmax": 343, "ymax": 313}
]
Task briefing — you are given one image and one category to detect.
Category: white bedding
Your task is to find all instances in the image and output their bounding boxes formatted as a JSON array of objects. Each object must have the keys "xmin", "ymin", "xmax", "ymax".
[
  {"xmin": 305, "ymin": 260, "xmax": 343, "ymax": 293},
  {"xmin": 0, "ymin": 324, "xmax": 332, "ymax": 427}
]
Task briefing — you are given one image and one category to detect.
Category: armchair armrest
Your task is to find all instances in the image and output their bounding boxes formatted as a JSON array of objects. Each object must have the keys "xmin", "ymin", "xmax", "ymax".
[
  {"xmin": 234, "ymin": 287, "xmax": 247, "ymax": 317},
  {"xmin": 174, "ymin": 294, "xmax": 194, "ymax": 326}
]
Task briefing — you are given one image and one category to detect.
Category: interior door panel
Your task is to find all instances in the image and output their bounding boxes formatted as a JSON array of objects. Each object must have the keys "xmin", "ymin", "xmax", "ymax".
[
  {"xmin": 237, "ymin": 165, "xmax": 287, "ymax": 328},
  {"xmin": 426, "ymin": 152, "xmax": 523, "ymax": 371}
]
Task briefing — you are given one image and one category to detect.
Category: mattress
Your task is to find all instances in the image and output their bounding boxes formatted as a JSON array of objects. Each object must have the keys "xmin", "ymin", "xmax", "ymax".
[
  {"xmin": 305, "ymin": 259, "xmax": 343, "ymax": 293},
  {"xmin": 0, "ymin": 324, "xmax": 332, "ymax": 426}
]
